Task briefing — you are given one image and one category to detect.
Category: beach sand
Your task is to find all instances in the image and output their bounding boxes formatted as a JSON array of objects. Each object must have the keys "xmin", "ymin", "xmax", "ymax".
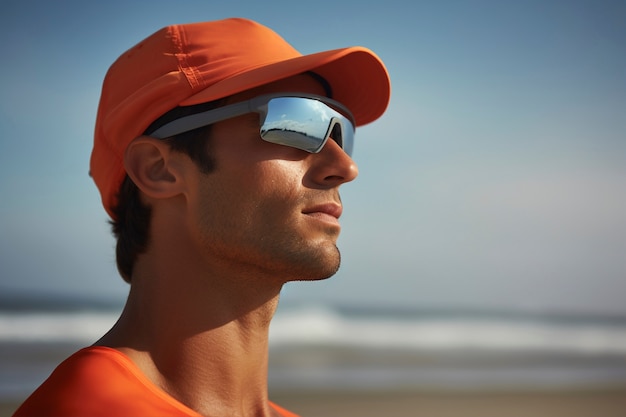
[
  {"xmin": 273, "ymin": 388, "xmax": 626, "ymax": 417},
  {"xmin": 4, "ymin": 387, "xmax": 625, "ymax": 417}
]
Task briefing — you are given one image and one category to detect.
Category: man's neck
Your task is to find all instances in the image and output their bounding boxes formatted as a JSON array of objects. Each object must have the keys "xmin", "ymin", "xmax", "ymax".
[{"xmin": 96, "ymin": 265, "xmax": 283, "ymax": 417}]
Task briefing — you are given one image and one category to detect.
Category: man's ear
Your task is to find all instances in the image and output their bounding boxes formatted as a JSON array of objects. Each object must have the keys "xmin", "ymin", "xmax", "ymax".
[{"xmin": 123, "ymin": 136, "xmax": 185, "ymax": 199}]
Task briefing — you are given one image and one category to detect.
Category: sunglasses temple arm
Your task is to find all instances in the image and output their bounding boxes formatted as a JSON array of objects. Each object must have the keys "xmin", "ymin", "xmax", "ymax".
[{"xmin": 150, "ymin": 100, "xmax": 255, "ymax": 139}]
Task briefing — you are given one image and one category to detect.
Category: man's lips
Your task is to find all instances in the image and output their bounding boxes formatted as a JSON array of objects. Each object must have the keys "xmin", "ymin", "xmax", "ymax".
[{"xmin": 302, "ymin": 203, "xmax": 343, "ymax": 224}]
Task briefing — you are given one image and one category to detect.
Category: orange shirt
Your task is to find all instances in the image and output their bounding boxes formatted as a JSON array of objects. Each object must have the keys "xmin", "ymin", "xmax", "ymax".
[{"xmin": 13, "ymin": 346, "xmax": 299, "ymax": 417}]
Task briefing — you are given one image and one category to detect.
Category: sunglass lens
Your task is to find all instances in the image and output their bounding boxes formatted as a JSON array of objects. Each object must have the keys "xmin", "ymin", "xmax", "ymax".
[{"xmin": 260, "ymin": 97, "xmax": 354, "ymax": 155}]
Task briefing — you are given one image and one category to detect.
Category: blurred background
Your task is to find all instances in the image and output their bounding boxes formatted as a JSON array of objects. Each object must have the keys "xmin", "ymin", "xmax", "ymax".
[{"xmin": 1, "ymin": 1, "xmax": 625, "ymax": 416}]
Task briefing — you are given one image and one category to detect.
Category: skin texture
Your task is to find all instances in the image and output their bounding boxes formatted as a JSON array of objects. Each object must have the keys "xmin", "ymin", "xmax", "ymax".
[{"xmin": 96, "ymin": 75, "xmax": 358, "ymax": 417}]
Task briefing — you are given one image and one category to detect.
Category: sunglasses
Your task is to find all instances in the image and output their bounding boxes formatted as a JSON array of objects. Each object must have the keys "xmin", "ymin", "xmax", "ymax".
[{"xmin": 150, "ymin": 93, "xmax": 356, "ymax": 156}]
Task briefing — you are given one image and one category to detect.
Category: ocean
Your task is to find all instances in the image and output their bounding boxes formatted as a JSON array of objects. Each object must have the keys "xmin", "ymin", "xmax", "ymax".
[{"xmin": 2, "ymin": 295, "xmax": 626, "ymax": 403}]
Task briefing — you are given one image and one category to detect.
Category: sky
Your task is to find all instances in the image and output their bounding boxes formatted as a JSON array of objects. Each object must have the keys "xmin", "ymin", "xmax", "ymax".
[{"xmin": 1, "ymin": 0, "xmax": 625, "ymax": 316}]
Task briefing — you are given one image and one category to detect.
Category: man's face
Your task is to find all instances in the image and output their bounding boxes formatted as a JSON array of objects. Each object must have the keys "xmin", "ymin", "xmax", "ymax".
[{"xmin": 181, "ymin": 75, "xmax": 359, "ymax": 282}]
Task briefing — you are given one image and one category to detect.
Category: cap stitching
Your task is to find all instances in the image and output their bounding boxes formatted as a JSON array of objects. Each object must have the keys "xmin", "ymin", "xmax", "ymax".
[{"xmin": 171, "ymin": 25, "xmax": 201, "ymax": 89}]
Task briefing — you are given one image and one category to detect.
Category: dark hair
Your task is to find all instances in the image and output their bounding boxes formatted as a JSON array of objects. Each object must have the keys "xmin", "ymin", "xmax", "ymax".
[{"xmin": 110, "ymin": 100, "xmax": 223, "ymax": 282}]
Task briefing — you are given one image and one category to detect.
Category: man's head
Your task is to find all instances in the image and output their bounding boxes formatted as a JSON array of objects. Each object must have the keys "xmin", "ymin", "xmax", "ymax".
[{"xmin": 90, "ymin": 18, "xmax": 390, "ymax": 282}]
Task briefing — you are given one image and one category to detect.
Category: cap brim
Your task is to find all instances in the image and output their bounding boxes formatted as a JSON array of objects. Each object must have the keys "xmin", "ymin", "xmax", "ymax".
[{"xmin": 180, "ymin": 46, "xmax": 390, "ymax": 127}]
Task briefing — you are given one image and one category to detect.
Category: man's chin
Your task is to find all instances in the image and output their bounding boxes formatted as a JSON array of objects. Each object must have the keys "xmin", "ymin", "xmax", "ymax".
[{"xmin": 290, "ymin": 250, "xmax": 341, "ymax": 282}]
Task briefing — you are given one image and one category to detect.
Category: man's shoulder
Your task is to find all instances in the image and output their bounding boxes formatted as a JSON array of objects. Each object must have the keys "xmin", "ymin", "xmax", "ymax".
[
  {"xmin": 14, "ymin": 346, "xmax": 300, "ymax": 417},
  {"xmin": 12, "ymin": 346, "xmax": 200, "ymax": 417}
]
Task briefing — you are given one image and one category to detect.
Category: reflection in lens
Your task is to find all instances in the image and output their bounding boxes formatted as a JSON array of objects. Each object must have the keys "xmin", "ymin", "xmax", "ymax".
[{"xmin": 260, "ymin": 97, "xmax": 354, "ymax": 155}]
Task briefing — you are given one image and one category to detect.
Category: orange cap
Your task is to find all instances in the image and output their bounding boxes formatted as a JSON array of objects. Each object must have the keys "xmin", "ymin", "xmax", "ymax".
[{"xmin": 90, "ymin": 18, "xmax": 391, "ymax": 219}]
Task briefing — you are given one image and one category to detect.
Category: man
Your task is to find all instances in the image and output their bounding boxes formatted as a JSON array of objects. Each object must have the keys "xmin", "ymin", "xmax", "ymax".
[{"xmin": 14, "ymin": 17, "xmax": 390, "ymax": 417}]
